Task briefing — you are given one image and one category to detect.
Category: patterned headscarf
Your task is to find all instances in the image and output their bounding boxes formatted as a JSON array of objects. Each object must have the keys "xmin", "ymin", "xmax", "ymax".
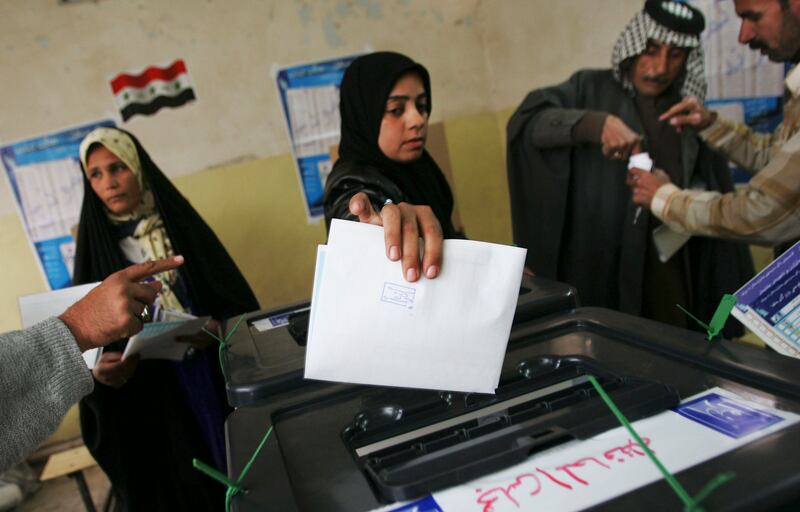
[
  {"xmin": 79, "ymin": 127, "xmax": 158, "ymax": 223},
  {"xmin": 611, "ymin": 0, "xmax": 707, "ymax": 101},
  {"xmin": 74, "ymin": 126, "xmax": 259, "ymax": 321}
]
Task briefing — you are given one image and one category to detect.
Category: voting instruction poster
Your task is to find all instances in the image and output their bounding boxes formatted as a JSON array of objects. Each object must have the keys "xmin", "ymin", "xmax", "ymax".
[
  {"xmin": 733, "ymin": 241, "xmax": 800, "ymax": 358},
  {"xmin": 1, "ymin": 119, "xmax": 115, "ymax": 289},
  {"xmin": 275, "ymin": 53, "xmax": 362, "ymax": 221}
]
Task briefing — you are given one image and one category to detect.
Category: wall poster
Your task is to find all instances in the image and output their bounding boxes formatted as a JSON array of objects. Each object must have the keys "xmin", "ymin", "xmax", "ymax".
[{"xmin": 1, "ymin": 119, "xmax": 115, "ymax": 289}]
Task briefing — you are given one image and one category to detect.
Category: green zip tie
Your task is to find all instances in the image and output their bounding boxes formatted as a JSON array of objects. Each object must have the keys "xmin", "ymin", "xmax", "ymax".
[
  {"xmin": 588, "ymin": 375, "xmax": 734, "ymax": 511},
  {"xmin": 193, "ymin": 424, "xmax": 274, "ymax": 512},
  {"xmin": 689, "ymin": 470, "xmax": 737, "ymax": 508},
  {"xmin": 192, "ymin": 458, "xmax": 239, "ymax": 488},
  {"xmin": 203, "ymin": 313, "xmax": 247, "ymax": 378},
  {"xmin": 196, "ymin": 312, "xmax": 255, "ymax": 512},
  {"xmin": 677, "ymin": 294, "xmax": 737, "ymax": 341}
]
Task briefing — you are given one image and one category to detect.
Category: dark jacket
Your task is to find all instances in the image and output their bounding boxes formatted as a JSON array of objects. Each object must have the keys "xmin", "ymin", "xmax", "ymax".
[
  {"xmin": 507, "ymin": 69, "xmax": 754, "ymax": 336},
  {"xmin": 324, "ymin": 159, "xmax": 462, "ymax": 239}
]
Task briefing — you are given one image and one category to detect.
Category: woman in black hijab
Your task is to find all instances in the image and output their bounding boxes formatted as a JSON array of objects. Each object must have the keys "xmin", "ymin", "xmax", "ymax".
[
  {"xmin": 325, "ymin": 52, "xmax": 461, "ymax": 279},
  {"xmin": 73, "ymin": 127, "xmax": 258, "ymax": 511}
]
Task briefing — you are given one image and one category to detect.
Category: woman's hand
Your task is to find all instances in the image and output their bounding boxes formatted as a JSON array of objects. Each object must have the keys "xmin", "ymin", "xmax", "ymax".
[
  {"xmin": 175, "ymin": 318, "xmax": 220, "ymax": 350},
  {"xmin": 348, "ymin": 192, "xmax": 443, "ymax": 282},
  {"xmin": 93, "ymin": 352, "xmax": 139, "ymax": 388}
]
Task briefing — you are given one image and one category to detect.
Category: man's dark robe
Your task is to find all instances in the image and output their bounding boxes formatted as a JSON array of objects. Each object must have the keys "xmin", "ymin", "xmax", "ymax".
[{"xmin": 507, "ymin": 68, "xmax": 754, "ymax": 336}]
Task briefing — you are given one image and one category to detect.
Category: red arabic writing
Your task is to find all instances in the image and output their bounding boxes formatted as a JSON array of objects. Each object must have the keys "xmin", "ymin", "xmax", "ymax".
[{"xmin": 474, "ymin": 437, "xmax": 652, "ymax": 512}]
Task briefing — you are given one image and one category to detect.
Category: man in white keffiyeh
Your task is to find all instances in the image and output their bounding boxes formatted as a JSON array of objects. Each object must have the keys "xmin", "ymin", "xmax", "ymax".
[
  {"xmin": 630, "ymin": 0, "xmax": 800, "ymax": 250},
  {"xmin": 612, "ymin": 0, "xmax": 707, "ymax": 103},
  {"xmin": 507, "ymin": 0, "xmax": 755, "ymax": 335}
]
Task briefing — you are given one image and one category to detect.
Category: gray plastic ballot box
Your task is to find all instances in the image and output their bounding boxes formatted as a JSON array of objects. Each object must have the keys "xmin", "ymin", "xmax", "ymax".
[{"xmin": 224, "ymin": 307, "xmax": 800, "ymax": 512}]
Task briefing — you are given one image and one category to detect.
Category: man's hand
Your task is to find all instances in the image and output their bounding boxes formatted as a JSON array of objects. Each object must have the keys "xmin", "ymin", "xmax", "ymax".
[
  {"xmin": 627, "ymin": 168, "xmax": 671, "ymax": 208},
  {"xmin": 349, "ymin": 192, "xmax": 443, "ymax": 282},
  {"xmin": 59, "ymin": 256, "xmax": 185, "ymax": 352},
  {"xmin": 601, "ymin": 115, "xmax": 642, "ymax": 160},
  {"xmin": 658, "ymin": 96, "xmax": 717, "ymax": 133},
  {"xmin": 92, "ymin": 352, "xmax": 139, "ymax": 388}
]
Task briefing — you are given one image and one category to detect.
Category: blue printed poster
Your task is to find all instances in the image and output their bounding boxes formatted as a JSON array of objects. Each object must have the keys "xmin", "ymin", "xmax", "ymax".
[
  {"xmin": 1, "ymin": 119, "xmax": 115, "ymax": 289},
  {"xmin": 275, "ymin": 54, "xmax": 362, "ymax": 220},
  {"xmin": 732, "ymin": 241, "xmax": 800, "ymax": 358}
]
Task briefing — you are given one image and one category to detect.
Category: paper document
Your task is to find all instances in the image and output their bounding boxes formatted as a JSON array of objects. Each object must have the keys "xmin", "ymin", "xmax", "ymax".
[
  {"xmin": 305, "ymin": 219, "xmax": 527, "ymax": 393},
  {"xmin": 18, "ymin": 282, "xmax": 102, "ymax": 369},
  {"xmin": 122, "ymin": 314, "xmax": 209, "ymax": 361},
  {"xmin": 651, "ymin": 224, "xmax": 691, "ymax": 263},
  {"xmin": 732, "ymin": 240, "xmax": 800, "ymax": 358}
]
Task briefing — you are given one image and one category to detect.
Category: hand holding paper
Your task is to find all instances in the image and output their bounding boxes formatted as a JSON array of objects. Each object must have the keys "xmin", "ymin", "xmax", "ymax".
[
  {"xmin": 305, "ymin": 220, "xmax": 526, "ymax": 393},
  {"xmin": 348, "ymin": 192, "xmax": 443, "ymax": 282},
  {"xmin": 122, "ymin": 313, "xmax": 210, "ymax": 361},
  {"xmin": 59, "ymin": 256, "xmax": 185, "ymax": 351}
]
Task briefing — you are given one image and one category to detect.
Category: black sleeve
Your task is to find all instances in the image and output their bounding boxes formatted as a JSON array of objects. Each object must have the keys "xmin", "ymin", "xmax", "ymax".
[
  {"xmin": 322, "ymin": 164, "xmax": 404, "ymax": 233},
  {"xmin": 529, "ymin": 108, "xmax": 589, "ymax": 148}
]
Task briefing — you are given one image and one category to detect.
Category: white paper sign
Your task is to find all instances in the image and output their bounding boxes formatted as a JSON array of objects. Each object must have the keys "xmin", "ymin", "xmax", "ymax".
[{"xmin": 374, "ymin": 388, "xmax": 795, "ymax": 512}]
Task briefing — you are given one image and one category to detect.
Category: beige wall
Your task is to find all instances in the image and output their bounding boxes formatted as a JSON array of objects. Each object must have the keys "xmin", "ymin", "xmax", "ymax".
[{"xmin": 0, "ymin": 0, "xmax": 642, "ymax": 333}]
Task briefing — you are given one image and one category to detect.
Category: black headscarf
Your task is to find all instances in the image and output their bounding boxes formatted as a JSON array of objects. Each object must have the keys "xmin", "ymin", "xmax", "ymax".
[
  {"xmin": 73, "ymin": 128, "xmax": 258, "ymax": 319},
  {"xmin": 332, "ymin": 51, "xmax": 455, "ymax": 233}
]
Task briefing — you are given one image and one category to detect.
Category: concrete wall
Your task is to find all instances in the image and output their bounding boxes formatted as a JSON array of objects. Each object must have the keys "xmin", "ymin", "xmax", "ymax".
[{"xmin": 0, "ymin": 0, "xmax": 642, "ymax": 334}]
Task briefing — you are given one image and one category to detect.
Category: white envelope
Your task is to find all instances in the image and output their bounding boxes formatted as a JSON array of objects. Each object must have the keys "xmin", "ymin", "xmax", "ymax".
[{"xmin": 305, "ymin": 219, "xmax": 527, "ymax": 393}]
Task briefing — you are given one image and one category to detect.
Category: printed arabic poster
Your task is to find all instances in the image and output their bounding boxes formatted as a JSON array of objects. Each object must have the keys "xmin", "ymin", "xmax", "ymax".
[
  {"xmin": 732, "ymin": 241, "xmax": 800, "ymax": 358},
  {"xmin": 275, "ymin": 53, "xmax": 362, "ymax": 221},
  {"xmin": 691, "ymin": 0, "xmax": 786, "ymax": 183},
  {"xmin": 1, "ymin": 119, "xmax": 115, "ymax": 289}
]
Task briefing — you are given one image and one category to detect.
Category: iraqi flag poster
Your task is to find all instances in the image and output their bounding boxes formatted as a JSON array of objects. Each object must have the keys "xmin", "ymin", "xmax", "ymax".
[{"xmin": 110, "ymin": 59, "xmax": 196, "ymax": 122}]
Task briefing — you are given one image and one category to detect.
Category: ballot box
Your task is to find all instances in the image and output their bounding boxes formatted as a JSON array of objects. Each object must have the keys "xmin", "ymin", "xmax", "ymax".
[
  {"xmin": 224, "ymin": 307, "xmax": 800, "ymax": 512},
  {"xmin": 221, "ymin": 275, "xmax": 578, "ymax": 407}
]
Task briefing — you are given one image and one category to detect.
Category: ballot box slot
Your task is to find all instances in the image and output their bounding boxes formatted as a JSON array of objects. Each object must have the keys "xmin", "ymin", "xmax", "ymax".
[
  {"xmin": 350, "ymin": 374, "xmax": 591, "ymax": 458},
  {"xmin": 343, "ymin": 357, "xmax": 678, "ymax": 502},
  {"xmin": 345, "ymin": 361, "xmax": 592, "ymax": 454},
  {"xmin": 286, "ymin": 309, "xmax": 309, "ymax": 346}
]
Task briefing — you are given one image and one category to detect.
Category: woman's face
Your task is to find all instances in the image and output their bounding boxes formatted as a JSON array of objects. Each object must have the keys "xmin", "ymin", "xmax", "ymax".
[
  {"xmin": 86, "ymin": 146, "xmax": 142, "ymax": 215},
  {"xmin": 378, "ymin": 71, "xmax": 429, "ymax": 163}
]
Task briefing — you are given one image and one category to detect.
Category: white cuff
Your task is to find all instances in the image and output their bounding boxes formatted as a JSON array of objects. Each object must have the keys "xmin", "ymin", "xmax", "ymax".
[{"xmin": 650, "ymin": 183, "xmax": 680, "ymax": 221}]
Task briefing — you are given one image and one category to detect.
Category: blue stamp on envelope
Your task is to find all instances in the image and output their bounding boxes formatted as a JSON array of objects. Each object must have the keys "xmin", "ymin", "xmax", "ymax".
[
  {"xmin": 382, "ymin": 282, "xmax": 416, "ymax": 309},
  {"xmin": 675, "ymin": 393, "xmax": 783, "ymax": 438}
]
